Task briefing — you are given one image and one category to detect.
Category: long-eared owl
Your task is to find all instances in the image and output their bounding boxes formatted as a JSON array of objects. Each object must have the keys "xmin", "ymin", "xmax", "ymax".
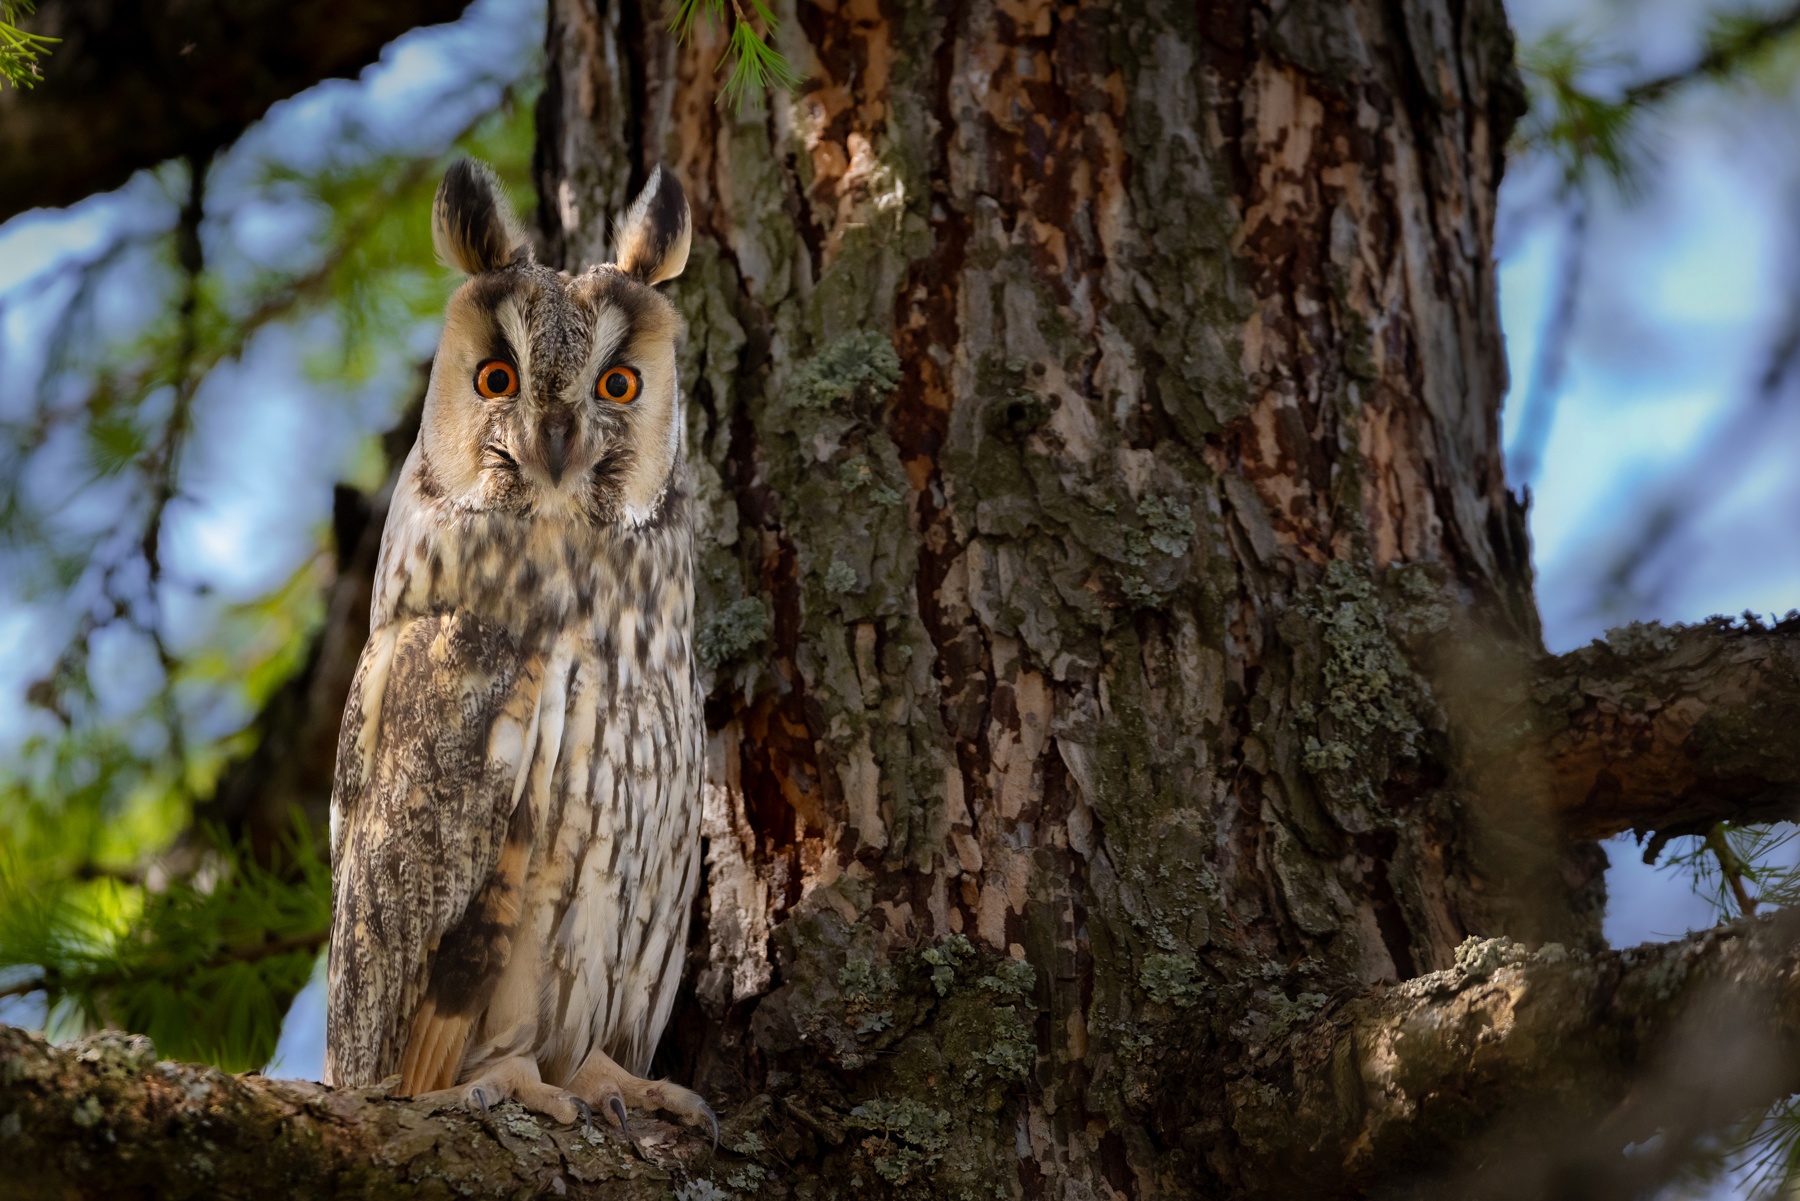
[{"xmin": 323, "ymin": 159, "xmax": 712, "ymax": 1135}]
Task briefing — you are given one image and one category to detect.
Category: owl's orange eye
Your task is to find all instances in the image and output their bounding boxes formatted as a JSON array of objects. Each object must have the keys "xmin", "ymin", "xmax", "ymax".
[
  {"xmin": 597, "ymin": 366, "xmax": 641, "ymax": 404},
  {"xmin": 474, "ymin": 360, "xmax": 518, "ymax": 399}
]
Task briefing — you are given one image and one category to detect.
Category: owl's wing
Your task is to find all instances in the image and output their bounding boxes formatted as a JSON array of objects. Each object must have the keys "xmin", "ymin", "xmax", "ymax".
[{"xmin": 323, "ymin": 609, "xmax": 547, "ymax": 1091}]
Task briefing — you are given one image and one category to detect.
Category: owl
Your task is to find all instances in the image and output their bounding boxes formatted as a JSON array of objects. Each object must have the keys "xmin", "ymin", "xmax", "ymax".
[{"xmin": 323, "ymin": 158, "xmax": 712, "ymax": 1142}]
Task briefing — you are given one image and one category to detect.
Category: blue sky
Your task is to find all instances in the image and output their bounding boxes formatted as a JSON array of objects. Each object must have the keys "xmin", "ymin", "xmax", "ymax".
[{"xmin": 0, "ymin": 0, "xmax": 542, "ymax": 763}]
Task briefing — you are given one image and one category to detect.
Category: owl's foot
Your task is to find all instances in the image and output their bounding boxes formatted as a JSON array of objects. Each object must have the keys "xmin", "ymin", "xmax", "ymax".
[
  {"xmin": 568, "ymin": 1048, "xmax": 719, "ymax": 1148},
  {"xmin": 417, "ymin": 1055, "xmax": 592, "ymax": 1127}
]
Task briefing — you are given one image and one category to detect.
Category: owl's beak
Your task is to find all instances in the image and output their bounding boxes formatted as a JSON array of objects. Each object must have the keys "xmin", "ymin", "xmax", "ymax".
[{"xmin": 539, "ymin": 413, "xmax": 574, "ymax": 485}]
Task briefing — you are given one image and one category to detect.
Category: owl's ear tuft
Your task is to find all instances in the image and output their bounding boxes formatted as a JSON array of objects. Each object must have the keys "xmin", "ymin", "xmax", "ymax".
[
  {"xmin": 612, "ymin": 167, "xmax": 691, "ymax": 285},
  {"xmin": 433, "ymin": 159, "xmax": 528, "ymax": 275}
]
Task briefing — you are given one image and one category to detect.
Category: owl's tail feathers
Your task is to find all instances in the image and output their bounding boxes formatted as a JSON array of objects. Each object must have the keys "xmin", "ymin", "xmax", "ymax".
[{"xmin": 396, "ymin": 998, "xmax": 473, "ymax": 1096}]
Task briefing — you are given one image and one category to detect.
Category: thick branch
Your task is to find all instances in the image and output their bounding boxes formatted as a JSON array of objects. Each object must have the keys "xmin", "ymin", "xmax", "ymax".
[
  {"xmin": 0, "ymin": 1025, "xmax": 711, "ymax": 1199},
  {"xmin": 1232, "ymin": 911, "xmax": 1800, "ymax": 1197},
  {"xmin": 0, "ymin": 0, "xmax": 471, "ymax": 220},
  {"xmin": 1537, "ymin": 618, "xmax": 1800, "ymax": 841}
]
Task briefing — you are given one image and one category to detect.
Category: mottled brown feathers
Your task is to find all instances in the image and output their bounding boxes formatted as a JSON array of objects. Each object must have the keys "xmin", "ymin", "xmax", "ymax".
[
  {"xmin": 324, "ymin": 613, "xmax": 540, "ymax": 1087},
  {"xmin": 327, "ymin": 162, "xmax": 704, "ymax": 1102}
]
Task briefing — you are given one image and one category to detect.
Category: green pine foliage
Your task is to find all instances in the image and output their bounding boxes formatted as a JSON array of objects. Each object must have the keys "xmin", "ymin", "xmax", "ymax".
[
  {"xmin": 1516, "ymin": 4, "xmax": 1800, "ymax": 192},
  {"xmin": 670, "ymin": 0, "xmax": 799, "ymax": 113},
  {"xmin": 1658, "ymin": 821, "xmax": 1800, "ymax": 920},
  {"xmin": 1518, "ymin": 29, "xmax": 1646, "ymax": 192},
  {"xmin": 0, "ymin": 0, "xmax": 55, "ymax": 88},
  {"xmin": 0, "ymin": 820, "xmax": 328, "ymax": 1071}
]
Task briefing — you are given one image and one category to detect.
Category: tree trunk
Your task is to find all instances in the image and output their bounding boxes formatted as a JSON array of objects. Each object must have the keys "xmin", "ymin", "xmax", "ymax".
[
  {"xmin": 531, "ymin": 0, "xmax": 1590, "ymax": 1194},
  {"xmin": 20, "ymin": 1, "xmax": 1800, "ymax": 1197}
]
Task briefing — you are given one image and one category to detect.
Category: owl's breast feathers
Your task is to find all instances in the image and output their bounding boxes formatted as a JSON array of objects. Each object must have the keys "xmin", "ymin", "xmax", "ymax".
[
  {"xmin": 324, "ymin": 465, "xmax": 697, "ymax": 1089},
  {"xmin": 376, "ymin": 443, "xmax": 695, "ymax": 636}
]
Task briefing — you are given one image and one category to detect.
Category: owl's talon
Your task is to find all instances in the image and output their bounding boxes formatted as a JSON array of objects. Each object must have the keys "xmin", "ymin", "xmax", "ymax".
[
  {"xmin": 607, "ymin": 1095, "xmax": 645, "ymax": 1157},
  {"xmin": 572, "ymin": 1097, "xmax": 594, "ymax": 1128},
  {"xmin": 471, "ymin": 1084, "xmax": 493, "ymax": 1113},
  {"xmin": 699, "ymin": 1100, "xmax": 718, "ymax": 1149},
  {"xmin": 568, "ymin": 1048, "xmax": 717, "ymax": 1151}
]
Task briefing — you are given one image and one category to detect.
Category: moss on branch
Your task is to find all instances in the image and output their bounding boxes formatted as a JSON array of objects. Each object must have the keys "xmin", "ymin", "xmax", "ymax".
[
  {"xmin": 0, "ymin": 1025, "xmax": 713, "ymax": 1200},
  {"xmin": 1537, "ymin": 616, "xmax": 1800, "ymax": 841},
  {"xmin": 13, "ymin": 909, "xmax": 1800, "ymax": 1199},
  {"xmin": 1226, "ymin": 911, "xmax": 1800, "ymax": 1197}
]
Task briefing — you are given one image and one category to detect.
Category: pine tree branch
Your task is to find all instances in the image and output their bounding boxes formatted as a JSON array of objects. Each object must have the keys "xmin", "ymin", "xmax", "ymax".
[
  {"xmin": 0, "ymin": 0, "xmax": 472, "ymax": 219},
  {"xmin": 1620, "ymin": 2, "xmax": 1800, "ymax": 108},
  {"xmin": 1230, "ymin": 911, "xmax": 1800, "ymax": 1198},
  {"xmin": 14, "ymin": 915, "xmax": 1800, "ymax": 1198},
  {"xmin": 1518, "ymin": 4, "xmax": 1800, "ymax": 187},
  {"xmin": 1706, "ymin": 823, "xmax": 1760, "ymax": 917},
  {"xmin": 1535, "ymin": 617, "xmax": 1800, "ymax": 841},
  {"xmin": 0, "ymin": 1025, "xmax": 714, "ymax": 1200},
  {"xmin": 0, "ymin": 930, "xmax": 328, "ymax": 1004}
]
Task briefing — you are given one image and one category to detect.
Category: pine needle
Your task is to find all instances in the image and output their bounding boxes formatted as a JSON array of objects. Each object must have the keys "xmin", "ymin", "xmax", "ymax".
[
  {"xmin": 0, "ymin": 0, "xmax": 56, "ymax": 89},
  {"xmin": 1516, "ymin": 6, "xmax": 1800, "ymax": 194},
  {"xmin": 669, "ymin": 0, "xmax": 800, "ymax": 115},
  {"xmin": 0, "ymin": 815, "xmax": 329, "ymax": 1072}
]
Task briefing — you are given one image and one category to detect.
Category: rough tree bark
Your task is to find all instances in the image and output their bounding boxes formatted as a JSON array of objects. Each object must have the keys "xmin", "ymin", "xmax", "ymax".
[{"xmin": 10, "ymin": 1, "xmax": 1800, "ymax": 1198}]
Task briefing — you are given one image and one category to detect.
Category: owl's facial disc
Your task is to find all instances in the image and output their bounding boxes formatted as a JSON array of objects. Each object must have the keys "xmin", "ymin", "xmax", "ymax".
[{"xmin": 421, "ymin": 159, "xmax": 691, "ymax": 524}]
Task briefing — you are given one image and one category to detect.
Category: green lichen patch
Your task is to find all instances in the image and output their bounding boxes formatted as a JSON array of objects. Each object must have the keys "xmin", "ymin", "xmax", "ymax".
[
  {"xmin": 723, "ymin": 1161, "xmax": 768, "ymax": 1191},
  {"xmin": 1139, "ymin": 953, "xmax": 1204, "ymax": 1008},
  {"xmin": 823, "ymin": 558, "xmax": 860, "ymax": 595},
  {"xmin": 748, "ymin": 920, "xmax": 1037, "ymax": 1197},
  {"xmin": 1453, "ymin": 935, "xmax": 1528, "ymax": 981},
  {"xmin": 1136, "ymin": 494, "xmax": 1197, "ymax": 557},
  {"xmin": 1285, "ymin": 560, "xmax": 1438, "ymax": 817},
  {"xmin": 1118, "ymin": 493, "xmax": 1198, "ymax": 605},
  {"xmin": 977, "ymin": 956, "xmax": 1037, "ymax": 1000},
  {"xmin": 920, "ymin": 932, "xmax": 976, "ymax": 996},
  {"xmin": 1388, "ymin": 562, "xmax": 1455, "ymax": 645},
  {"xmin": 787, "ymin": 331, "xmax": 902, "ymax": 412},
  {"xmin": 1599, "ymin": 621, "xmax": 1679, "ymax": 659},
  {"xmin": 847, "ymin": 1098, "xmax": 952, "ymax": 1186},
  {"xmin": 698, "ymin": 596, "xmax": 772, "ymax": 670},
  {"xmin": 1239, "ymin": 988, "xmax": 1329, "ymax": 1043},
  {"xmin": 840, "ymin": 956, "xmax": 900, "ymax": 1034},
  {"xmin": 838, "ymin": 455, "xmax": 904, "ymax": 506}
]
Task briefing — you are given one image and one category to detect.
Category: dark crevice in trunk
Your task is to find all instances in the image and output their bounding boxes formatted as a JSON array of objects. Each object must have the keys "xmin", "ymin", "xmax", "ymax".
[{"xmin": 615, "ymin": 0, "xmax": 649, "ymax": 195}]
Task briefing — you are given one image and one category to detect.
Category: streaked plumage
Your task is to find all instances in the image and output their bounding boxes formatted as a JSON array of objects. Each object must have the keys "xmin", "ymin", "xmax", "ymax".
[{"xmin": 324, "ymin": 160, "xmax": 709, "ymax": 1133}]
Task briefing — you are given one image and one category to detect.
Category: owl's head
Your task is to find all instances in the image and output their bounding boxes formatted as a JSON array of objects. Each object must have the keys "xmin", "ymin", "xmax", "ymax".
[{"xmin": 416, "ymin": 159, "xmax": 692, "ymax": 525}]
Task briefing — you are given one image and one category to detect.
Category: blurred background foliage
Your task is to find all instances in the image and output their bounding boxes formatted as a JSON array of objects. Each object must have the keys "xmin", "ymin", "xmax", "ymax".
[
  {"xmin": 0, "ymin": 0, "xmax": 542, "ymax": 1068},
  {"xmin": 3, "ymin": 0, "xmax": 1800, "ymax": 1194}
]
